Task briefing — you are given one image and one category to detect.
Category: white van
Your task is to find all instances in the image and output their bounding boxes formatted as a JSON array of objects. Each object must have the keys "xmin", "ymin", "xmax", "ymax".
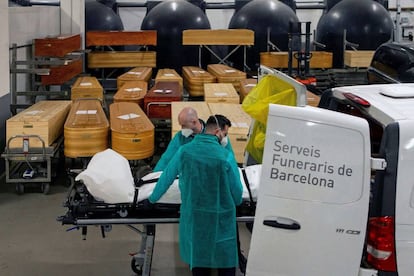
[{"xmin": 246, "ymin": 67, "xmax": 414, "ymax": 276}]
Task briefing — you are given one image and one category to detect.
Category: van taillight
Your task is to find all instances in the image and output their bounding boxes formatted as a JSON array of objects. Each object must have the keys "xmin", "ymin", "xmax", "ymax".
[
  {"xmin": 343, "ymin": 93, "xmax": 371, "ymax": 107},
  {"xmin": 366, "ymin": 216, "xmax": 397, "ymax": 271}
]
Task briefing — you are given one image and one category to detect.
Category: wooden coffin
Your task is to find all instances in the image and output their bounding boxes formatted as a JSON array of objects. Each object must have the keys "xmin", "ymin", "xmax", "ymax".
[
  {"xmin": 204, "ymin": 83, "xmax": 240, "ymax": 104},
  {"xmin": 6, "ymin": 100, "xmax": 72, "ymax": 148},
  {"xmin": 344, "ymin": 50, "xmax": 374, "ymax": 67},
  {"xmin": 260, "ymin": 51, "xmax": 333, "ymax": 69},
  {"xmin": 71, "ymin": 76, "xmax": 103, "ymax": 101},
  {"xmin": 182, "ymin": 29, "xmax": 254, "ymax": 46},
  {"xmin": 144, "ymin": 82, "xmax": 182, "ymax": 119},
  {"xmin": 87, "ymin": 51, "xmax": 157, "ymax": 68},
  {"xmin": 306, "ymin": 91, "xmax": 320, "ymax": 107},
  {"xmin": 34, "ymin": 34, "xmax": 81, "ymax": 57},
  {"xmin": 40, "ymin": 58, "xmax": 83, "ymax": 86},
  {"xmin": 116, "ymin": 67, "xmax": 152, "ymax": 89},
  {"xmin": 155, "ymin": 68, "xmax": 183, "ymax": 92},
  {"xmin": 182, "ymin": 66, "xmax": 216, "ymax": 97},
  {"xmin": 208, "ymin": 103, "xmax": 252, "ymax": 164},
  {"xmin": 171, "ymin": 101, "xmax": 211, "ymax": 138},
  {"xmin": 239, "ymin": 78, "xmax": 257, "ymax": 103},
  {"xmin": 207, "ymin": 64, "xmax": 246, "ymax": 91},
  {"xmin": 113, "ymin": 81, "xmax": 148, "ymax": 108},
  {"xmin": 64, "ymin": 99, "xmax": 109, "ymax": 158},
  {"xmin": 110, "ymin": 102, "xmax": 155, "ymax": 160}
]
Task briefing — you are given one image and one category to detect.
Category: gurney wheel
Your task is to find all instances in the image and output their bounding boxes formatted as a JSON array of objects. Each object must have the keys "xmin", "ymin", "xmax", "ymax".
[
  {"xmin": 130, "ymin": 258, "xmax": 143, "ymax": 275},
  {"xmin": 15, "ymin": 183, "xmax": 24, "ymax": 195},
  {"xmin": 41, "ymin": 183, "xmax": 50, "ymax": 195}
]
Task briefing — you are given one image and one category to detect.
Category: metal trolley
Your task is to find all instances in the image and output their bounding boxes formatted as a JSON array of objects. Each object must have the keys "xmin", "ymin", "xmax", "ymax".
[{"xmin": 1, "ymin": 134, "xmax": 63, "ymax": 194}]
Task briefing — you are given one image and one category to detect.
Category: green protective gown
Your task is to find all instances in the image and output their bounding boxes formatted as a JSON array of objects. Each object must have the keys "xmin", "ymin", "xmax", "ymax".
[
  {"xmin": 153, "ymin": 123, "xmax": 234, "ymax": 172},
  {"xmin": 149, "ymin": 134, "xmax": 243, "ymax": 269}
]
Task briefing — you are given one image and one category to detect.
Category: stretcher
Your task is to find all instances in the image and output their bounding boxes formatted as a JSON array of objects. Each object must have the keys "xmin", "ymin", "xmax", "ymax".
[{"xmin": 58, "ymin": 164, "xmax": 260, "ymax": 276}]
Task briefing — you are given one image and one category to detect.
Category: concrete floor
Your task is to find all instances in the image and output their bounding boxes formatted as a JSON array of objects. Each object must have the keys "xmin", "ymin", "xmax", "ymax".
[{"xmin": 0, "ymin": 175, "xmax": 251, "ymax": 276}]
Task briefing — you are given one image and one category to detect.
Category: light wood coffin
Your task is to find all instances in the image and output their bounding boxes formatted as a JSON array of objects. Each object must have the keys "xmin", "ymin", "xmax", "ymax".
[
  {"xmin": 144, "ymin": 81, "xmax": 182, "ymax": 119},
  {"xmin": 6, "ymin": 100, "xmax": 72, "ymax": 148},
  {"xmin": 208, "ymin": 103, "xmax": 251, "ymax": 163},
  {"xmin": 204, "ymin": 83, "xmax": 240, "ymax": 104},
  {"xmin": 344, "ymin": 50, "xmax": 374, "ymax": 68},
  {"xmin": 64, "ymin": 99, "xmax": 109, "ymax": 158},
  {"xmin": 155, "ymin": 68, "xmax": 183, "ymax": 92},
  {"xmin": 116, "ymin": 67, "xmax": 152, "ymax": 89},
  {"xmin": 239, "ymin": 78, "xmax": 257, "ymax": 103},
  {"xmin": 260, "ymin": 51, "xmax": 333, "ymax": 69},
  {"xmin": 110, "ymin": 102, "xmax": 155, "ymax": 160},
  {"xmin": 171, "ymin": 101, "xmax": 211, "ymax": 138},
  {"xmin": 182, "ymin": 66, "xmax": 216, "ymax": 97},
  {"xmin": 207, "ymin": 64, "xmax": 246, "ymax": 92},
  {"xmin": 113, "ymin": 81, "xmax": 148, "ymax": 108},
  {"xmin": 182, "ymin": 29, "xmax": 254, "ymax": 46},
  {"xmin": 71, "ymin": 76, "xmax": 104, "ymax": 101}
]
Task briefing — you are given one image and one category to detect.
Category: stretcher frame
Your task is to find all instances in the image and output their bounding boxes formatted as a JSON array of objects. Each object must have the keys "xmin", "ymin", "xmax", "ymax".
[{"xmin": 59, "ymin": 170, "xmax": 256, "ymax": 276}]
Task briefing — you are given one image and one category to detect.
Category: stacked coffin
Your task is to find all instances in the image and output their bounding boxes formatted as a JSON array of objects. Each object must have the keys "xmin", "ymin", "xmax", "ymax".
[
  {"xmin": 113, "ymin": 81, "xmax": 148, "ymax": 109},
  {"xmin": 182, "ymin": 66, "xmax": 216, "ymax": 97},
  {"xmin": 110, "ymin": 102, "xmax": 155, "ymax": 160},
  {"xmin": 116, "ymin": 67, "xmax": 152, "ymax": 89},
  {"xmin": 155, "ymin": 68, "xmax": 183, "ymax": 93},
  {"xmin": 208, "ymin": 103, "xmax": 252, "ymax": 163},
  {"xmin": 64, "ymin": 99, "xmax": 109, "ymax": 158},
  {"xmin": 6, "ymin": 100, "xmax": 72, "ymax": 148},
  {"xmin": 239, "ymin": 78, "xmax": 257, "ymax": 103},
  {"xmin": 207, "ymin": 64, "xmax": 246, "ymax": 92},
  {"xmin": 71, "ymin": 76, "xmax": 104, "ymax": 101},
  {"xmin": 204, "ymin": 83, "xmax": 240, "ymax": 104},
  {"xmin": 144, "ymin": 81, "xmax": 182, "ymax": 119}
]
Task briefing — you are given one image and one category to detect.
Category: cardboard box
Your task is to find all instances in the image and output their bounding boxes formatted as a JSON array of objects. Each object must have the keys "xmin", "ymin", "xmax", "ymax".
[
  {"xmin": 71, "ymin": 76, "xmax": 103, "ymax": 101},
  {"xmin": 110, "ymin": 102, "xmax": 154, "ymax": 160},
  {"xmin": 6, "ymin": 100, "xmax": 72, "ymax": 148},
  {"xmin": 208, "ymin": 103, "xmax": 252, "ymax": 163},
  {"xmin": 204, "ymin": 83, "xmax": 240, "ymax": 104},
  {"xmin": 64, "ymin": 99, "xmax": 109, "ymax": 158}
]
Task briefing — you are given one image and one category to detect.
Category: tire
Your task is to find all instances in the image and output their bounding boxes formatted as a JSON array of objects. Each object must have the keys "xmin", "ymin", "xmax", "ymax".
[{"xmin": 130, "ymin": 258, "xmax": 142, "ymax": 275}]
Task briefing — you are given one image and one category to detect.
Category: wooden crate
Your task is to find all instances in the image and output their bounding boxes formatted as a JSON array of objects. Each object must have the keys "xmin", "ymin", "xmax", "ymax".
[
  {"xmin": 110, "ymin": 102, "xmax": 155, "ymax": 160},
  {"xmin": 239, "ymin": 78, "xmax": 257, "ymax": 103},
  {"xmin": 116, "ymin": 67, "xmax": 152, "ymax": 88},
  {"xmin": 208, "ymin": 103, "xmax": 252, "ymax": 163},
  {"xmin": 6, "ymin": 100, "xmax": 72, "ymax": 148},
  {"xmin": 40, "ymin": 58, "xmax": 83, "ymax": 86},
  {"xmin": 171, "ymin": 101, "xmax": 211, "ymax": 138},
  {"xmin": 260, "ymin": 51, "xmax": 333, "ymax": 68},
  {"xmin": 64, "ymin": 99, "xmax": 109, "ymax": 158},
  {"xmin": 344, "ymin": 50, "xmax": 374, "ymax": 67},
  {"xmin": 34, "ymin": 34, "xmax": 81, "ymax": 57},
  {"xmin": 182, "ymin": 66, "xmax": 216, "ymax": 97},
  {"xmin": 207, "ymin": 64, "xmax": 246, "ymax": 91},
  {"xmin": 113, "ymin": 81, "xmax": 148, "ymax": 108},
  {"xmin": 71, "ymin": 76, "xmax": 103, "ymax": 101},
  {"xmin": 204, "ymin": 83, "xmax": 240, "ymax": 104},
  {"xmin": 155, "ymin": 68, "xmax": 183, "ymax": 92},
  {"xmin": 144, "ymin": 82, "xmax": 182, "ymax": 119}
]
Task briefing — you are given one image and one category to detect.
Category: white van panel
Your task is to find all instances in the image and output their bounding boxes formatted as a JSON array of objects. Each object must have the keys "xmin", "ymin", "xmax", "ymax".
[
  {"xmin": 247, "ymin": 104, "xmax": 371, "ymax": 276},
  {"xmin": 395, "ymin": 120, "xmax": 414, "ymax": 275}
]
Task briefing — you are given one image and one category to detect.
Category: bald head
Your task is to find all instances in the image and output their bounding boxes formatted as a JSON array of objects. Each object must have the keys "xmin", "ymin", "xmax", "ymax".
[{"xmin": 178, "ymin": 107, "xmax": 202, "ymax": 133}]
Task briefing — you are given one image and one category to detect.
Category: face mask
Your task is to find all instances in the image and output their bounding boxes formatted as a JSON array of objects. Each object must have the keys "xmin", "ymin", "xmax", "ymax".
[
  {"xmin": 220, "ymin": 135, "xmax": 228, "ymax": 147},
  {"xmin": 181, "ymin": 128, "xmax": 194, "ymax": 138}
]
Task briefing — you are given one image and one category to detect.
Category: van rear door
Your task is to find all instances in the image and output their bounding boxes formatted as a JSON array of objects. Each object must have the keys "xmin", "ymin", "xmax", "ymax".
[{"xmin": 247, "ymin": 104, "xmax": 371, "ymax": 276}]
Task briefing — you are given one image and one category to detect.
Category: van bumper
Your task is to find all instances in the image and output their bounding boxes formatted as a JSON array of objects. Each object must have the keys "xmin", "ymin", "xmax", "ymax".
[{"xmin": 359, "ymin": 267, "xmax": 378, "ymax": 276}]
